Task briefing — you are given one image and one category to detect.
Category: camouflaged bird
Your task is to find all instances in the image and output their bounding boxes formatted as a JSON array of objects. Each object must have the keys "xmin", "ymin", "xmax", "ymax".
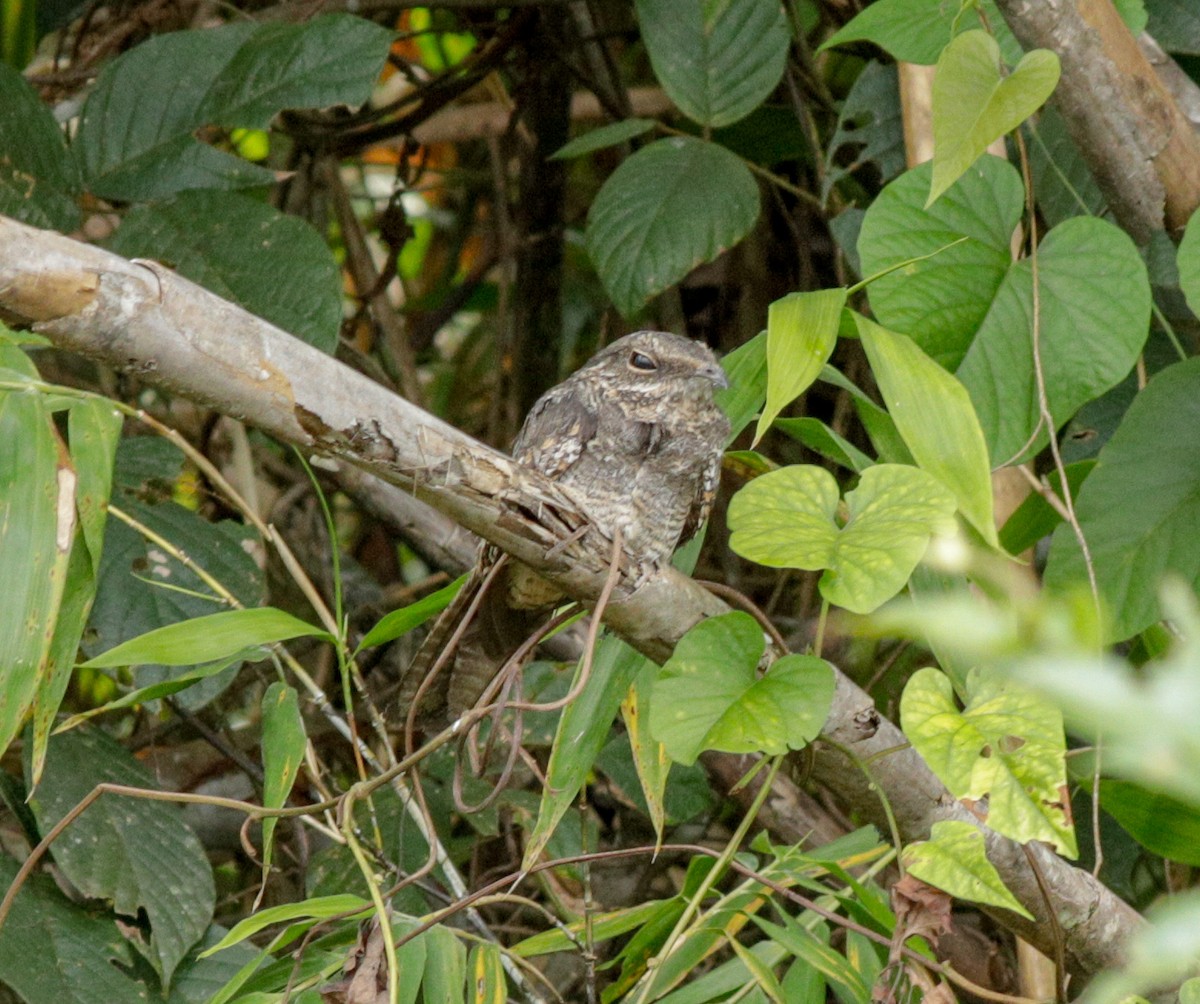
[{"xmin": 408, "ymin": 330, "xmax": 730, "ymax": 721}]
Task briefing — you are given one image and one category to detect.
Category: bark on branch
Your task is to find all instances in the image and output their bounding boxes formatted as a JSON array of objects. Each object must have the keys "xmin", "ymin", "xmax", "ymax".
[
  {"xmin": 995, "ymin": 0, "xmax": 1200, "ymax": 240},
  {"xmin": 0, "ymin": 215, "xmax": 1142, "ymax": 985}
]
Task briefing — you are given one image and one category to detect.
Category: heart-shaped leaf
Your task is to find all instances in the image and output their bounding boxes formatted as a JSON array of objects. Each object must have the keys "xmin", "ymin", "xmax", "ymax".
[
  {"xmin": 930, "ymin": 30, "xmax": 1059, "ymax": 205},
  {"xmin": 649, "ymin": 612, "xmax": 833, "ymax": 765},
  {"xmin": 903, "ymin": 821, "xmax": 1035, "ymax": 918},
  {"xmin": 728, "ymin": 463, "xmax": 957, "ymax": 613},
  {"xmin": 859, "ymin": 159, "xmax": 1151, "ymax": 465},
  {"xmin": 901, "ymin": 666, "xmax": 1077, "ymax": 856}
]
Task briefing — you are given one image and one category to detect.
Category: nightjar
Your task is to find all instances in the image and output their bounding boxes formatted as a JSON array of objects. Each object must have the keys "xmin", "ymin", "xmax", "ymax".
[{"xmin": 409, "ymin": 330, "xmax": 730, "ymax": 721}]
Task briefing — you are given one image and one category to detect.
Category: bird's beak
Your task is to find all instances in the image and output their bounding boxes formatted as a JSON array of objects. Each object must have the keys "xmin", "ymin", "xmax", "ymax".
[{"xmin": 701, "ymin": 364, "xmax": 730, "ymax": 390}]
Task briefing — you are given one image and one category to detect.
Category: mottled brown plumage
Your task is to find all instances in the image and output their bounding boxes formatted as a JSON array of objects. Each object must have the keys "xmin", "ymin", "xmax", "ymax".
[{"xmin": 410, "ymin": 330, "xmax": 730, "ymax": 721}]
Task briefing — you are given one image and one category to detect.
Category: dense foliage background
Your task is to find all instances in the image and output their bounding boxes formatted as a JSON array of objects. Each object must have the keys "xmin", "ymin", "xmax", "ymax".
[{"xmin": 3, "ymin": 0, "xmax": 1200, "ymax": 1001}]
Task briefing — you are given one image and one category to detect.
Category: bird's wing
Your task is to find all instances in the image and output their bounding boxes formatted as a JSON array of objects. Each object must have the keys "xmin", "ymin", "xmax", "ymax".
[{"xmin": 511, "ymin": 382, "xmax": 600, "ymax": 480}]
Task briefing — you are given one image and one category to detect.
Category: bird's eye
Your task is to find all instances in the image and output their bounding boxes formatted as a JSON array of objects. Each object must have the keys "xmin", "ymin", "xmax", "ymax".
[{"xmin": 628, "ymin": 351, "xmax": 658, "ymax": 372}]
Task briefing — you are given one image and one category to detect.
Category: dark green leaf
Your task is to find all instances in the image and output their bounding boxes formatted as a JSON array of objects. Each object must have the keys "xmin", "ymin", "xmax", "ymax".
[
  {"xmin": 77, "ymin": 16, "xmax": 392, "ymax": 200},
  {"xmin": 0, "ymin": 63, "xmax": 80, "ymax": 229},
  {"xmin": 822, "ymin": 61, "xmax": 905, "ymax": 202},
  {"xmin": 586, "ymin": 137, "xmax": 759, "ymax": 316},
  {"xmin": 636, "ymin": 0, "xmax": 788, "ymax": 128},
  {"xmin": 1101, "ymin": 780, "xmax": 1200, "ymax": 866},
  {"xmin": 0, "ymin": 856, "xmax": 147, "ymax": 1004},
  {"xmin": 859, "ymin": 157, "xmax": 1024, "ymax": 369},
  {"xmin": 1146, "ymin": 0, "xmax": 1200, "ymax": 54},
  {"xmin": 958, "ymin": 215, "xmax": 1150, "ymax": 464},
  {"xmin": 27, "ymin": 727, "xmax": 215, "ymax": 988},
  {"xmin": 1045, "ymin": 357, "xmax": 1200, "ymax": 640}
]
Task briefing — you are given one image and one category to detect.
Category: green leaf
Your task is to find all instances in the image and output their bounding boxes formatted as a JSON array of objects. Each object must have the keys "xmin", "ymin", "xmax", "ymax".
[
  {"xmin": 196, "ymin": 16, "xmax": 394, "ymax": 129},
  {"xmin": 514, "ymin": 900, "xmax": 667, "ymax": 958},
  {"xmin": 77, "ymin": 15, "xmax": 392, "ymax": 200},
  {"xmin": 728, "ymin": 463, "xmax": 957, "ymax": 613},
  {"xmin": 468, "ymin": 943, "xmax": 505, "ymax": 1004},
  {"xmin": 86, "ymin": 438, "xmax": 269, "ymax": 708},
  {"xmin": 551, "ymin": 118, "xmax": 656, "ymax": 159},
  {"xmin": 1045, "ymin": 357, "xmax": 1200, "ymax": 640},
  {"xmin": 635, "ymin": 0, "xmax": 789, "ymax": 128},
  {"xmin": 774, "ymin": 418, "xmax": 873, "ymax": 473},
  {"xmin": 903, "ymin": 820, "xmax": 1034, "ymax": 919},
  {"xmin": 56, "ymin": 654, "xmax": 248, "ymax": 733},
  {"xmin": 623, "ymin": 662, "xmax": 670, "ymax": 844},
  {"xmin": 0, "ymin": 856, "xmax": 145, "ymax": 1004},
  {"xmin": 929, "ymin": 31, "xmax": 1060, "ymax": 205},
  {"xmin": 958, "ymin": 216, "xmax": 1151, "ymax": 464},
  {"xmin": 822, "ymin": 61, "xmax": 905, "ymax": 203},
  {"xmin": 27, "ymin": 727, "xmax": 216, "ymax": 988},
  {"xmin": 820, "ymin": 0, "xmax": 1023, "ymax": 66},
  {"xmin": 1100, "ymin": 780, "xmax": 1200, "ymax": 866},
  {"xmin": 860, "ymin": 161, "xmax": 1151, "ymax": 464},
  {"xmin": 648, "ymin": 612, "xmax": 834, "ymax": 764},
  {"xmin": 900, "ymin": 667, "xmax": 1076, "ymax": 855},
  {"xmin": 523, "ymin": 638, "xmax": 648, "ymax": 870},
  {"xmin": 260, "ymin": 683, "xmax": 306, "ymax": 879},
  {"xmin": 586, "ymin": 137, "xmax": 759, "ymax": 316},
  {"xmin": 202, "ymin": 894, "xmax": 371, "ymax": 956},
  {"xmin": 421, "ymin": 925, "xmax": 467, "ymax": 1004},
  {"xmin": 755, "ymin": 289, "xmax": 846, "ymax": 444},
  {"xmin": 105, "ymin": 190, "xmax": 341, "ymax": 352},
  {"xmin": 752, "ymin": 915, "xmax": 869, "ymax": 1004},
  {"xmin": 820, "ymin": 0, "xmax": 961, "ymax": 64},
  {"xmin": 859, "ymin": 157, "xmax": 1024, "ymax": 370},
  {"xmin": 855, "ymin": 316, "xmax": 998, "ymax": 546},
  {"xmin": 29, "ymin": 398, "xmax": 123, "ymax": 784},
  {"xmin": 356, "ymin": 575, "xmax": 465, "ymax": 652},
  {"xmin": 1176, "ymin": 205, "xmax": 1200, "ymax": 319},
  {"xmin": 83, "ymin": 607, "xmax": 328, "ymax": 669},
  {"xmin": 0, "ymin": 63, "xmax": 80, "ymax": 230},
  {"xmin": 0, "ymin": 392, "xmax": 72, "ymax": 759}
]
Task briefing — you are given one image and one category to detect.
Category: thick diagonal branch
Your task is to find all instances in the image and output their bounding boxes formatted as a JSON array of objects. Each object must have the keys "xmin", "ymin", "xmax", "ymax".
[{"xmin": 0, "ymin": 215, "xmax": 1142, "ymax": 984}]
